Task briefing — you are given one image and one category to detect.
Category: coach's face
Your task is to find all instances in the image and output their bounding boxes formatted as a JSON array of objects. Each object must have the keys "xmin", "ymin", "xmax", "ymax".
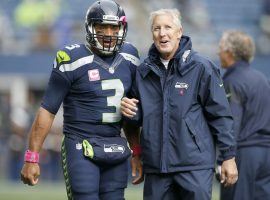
[{"xmin": 152, "ymin": 14, "xmax": 182, "ymax": 60}]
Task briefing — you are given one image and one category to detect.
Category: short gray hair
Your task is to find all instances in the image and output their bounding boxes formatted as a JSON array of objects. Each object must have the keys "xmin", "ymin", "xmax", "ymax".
[
  {"xmin": 220, "ymin": 30, "xmax": 255, "ymax": 63},
  {"xmin": 149, "ymin": 8, "xmax": 182, "ymax": 31}
]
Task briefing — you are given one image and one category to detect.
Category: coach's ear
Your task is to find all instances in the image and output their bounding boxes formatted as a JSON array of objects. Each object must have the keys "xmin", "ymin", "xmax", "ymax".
[{"xmin": 177, "ymin": 27, "xmax": 183, "ymax": 40}]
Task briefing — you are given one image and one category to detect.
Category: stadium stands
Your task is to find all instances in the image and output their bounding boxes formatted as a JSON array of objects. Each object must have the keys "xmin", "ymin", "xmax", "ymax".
[{"xmin": 0, "ymin": 0, "xmax": 269, "ymax": 182}]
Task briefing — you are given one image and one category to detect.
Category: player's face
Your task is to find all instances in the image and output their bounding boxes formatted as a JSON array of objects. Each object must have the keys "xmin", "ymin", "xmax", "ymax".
[
  {"xmin": 94, "ymin": 24, "xmax": 120, "ymax": 49},
  {"xmin": 152, "ymin": 14, "xmax": 182, "ymax": 60}
]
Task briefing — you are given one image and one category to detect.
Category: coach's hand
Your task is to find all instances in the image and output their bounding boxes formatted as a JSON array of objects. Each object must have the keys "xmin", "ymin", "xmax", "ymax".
[
  {"xmin": 21, "ymin": 162, "xmax": 40, "ymax": 186},
  {"xmin": 121, "ymin": 97, "xmax": 139, "ymax": 118},
  {"xmin": 131, "ymin": 155, "xmax": 144, "ymax": 184},
  {"xmin": 220, "ymin": 157, "xmax": 238, "ymax": 187}
]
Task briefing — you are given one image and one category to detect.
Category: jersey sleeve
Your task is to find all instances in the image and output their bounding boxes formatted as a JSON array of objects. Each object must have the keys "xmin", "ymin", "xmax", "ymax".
[
  {"xmin": 120, "ymin": 43, "xmax": 142, "ymax": 126},
  {"xmin": 120, "ymin": 42, "xmax": 140, "ymax": 68},
  {"xmin": 41, "ymin": 49, "xmax": 73, "ymax": 114},
  {"xmin": 121, "ymin": 43, "xmax": 141, "ymax": 98}
]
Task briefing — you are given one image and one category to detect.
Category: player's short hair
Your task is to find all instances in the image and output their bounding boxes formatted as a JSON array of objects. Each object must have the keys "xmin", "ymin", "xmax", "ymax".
[
  {"xmin": 220, "ymin": 30, "xmax": 255, "ymax": 63},
  {"xmin": 149, "ymin": 8, "xmax": 182, "ymax": 31}
]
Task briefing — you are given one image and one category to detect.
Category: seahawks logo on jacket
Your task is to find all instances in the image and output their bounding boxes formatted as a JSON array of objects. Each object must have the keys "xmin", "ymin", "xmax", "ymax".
[{"xmin": 175, "ymin": 82, "xmax": 189, "ymax": 89}]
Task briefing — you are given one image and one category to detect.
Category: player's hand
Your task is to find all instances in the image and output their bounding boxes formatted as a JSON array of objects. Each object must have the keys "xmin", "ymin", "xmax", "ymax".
[
  {"xmin": 21, "ymin": 162, "xmax": 40, "ymax": 186},
  {"xmin": 131, "ymin": 155, "xmax": 144, "ymax": 184},
  {"xmin": 121, "ymin": 97, "xmax": 139, "ymax": 118},
  {"xmin": 220, "ymin": 157, "xmax": 238, "ymax": 187}
]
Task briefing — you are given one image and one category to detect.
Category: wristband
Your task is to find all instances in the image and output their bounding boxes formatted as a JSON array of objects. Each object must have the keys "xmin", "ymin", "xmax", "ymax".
[
  {"xmin": 24, "ymin": 150, "xmax": 39, "ymax": 163},
  {"xmin": 131, "ymin": 145, "xmax": 142, "ymax": 157}
]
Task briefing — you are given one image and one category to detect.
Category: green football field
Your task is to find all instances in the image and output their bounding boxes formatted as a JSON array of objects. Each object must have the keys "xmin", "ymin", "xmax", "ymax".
[{"xmin": 0, "ymin": 180, "xmax": 220, "ymax": 200}]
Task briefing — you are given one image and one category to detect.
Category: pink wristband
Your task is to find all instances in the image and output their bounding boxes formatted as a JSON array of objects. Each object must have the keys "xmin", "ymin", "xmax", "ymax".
[
  {"xmin": 24, "ymin": 150, "xmax": 39, "ymax": 163},
  {"xmin": 131, "ymin": 145, "xmax": 142, "ymax": 157}
]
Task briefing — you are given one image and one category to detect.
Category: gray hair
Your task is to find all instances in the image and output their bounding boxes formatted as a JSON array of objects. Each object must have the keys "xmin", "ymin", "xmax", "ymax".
[
  {"xmin": 149, "ymin": 9, "xmax": 182, "ymax": 31},
  {"xmin": 220, "ymin": 30, "xmax": 255, "ymax": 63}
]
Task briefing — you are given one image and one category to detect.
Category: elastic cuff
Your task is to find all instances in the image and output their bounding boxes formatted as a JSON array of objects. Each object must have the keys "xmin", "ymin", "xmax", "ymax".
[{"xmin": 219, "ymin": 146, "xmax": 236, "ymax": 161}]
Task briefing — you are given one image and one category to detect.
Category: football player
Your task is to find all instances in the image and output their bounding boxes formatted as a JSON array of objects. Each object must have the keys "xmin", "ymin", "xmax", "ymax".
[{"xmin": 20, "ymin": 0, "xmax": 141, "ymax": 199}]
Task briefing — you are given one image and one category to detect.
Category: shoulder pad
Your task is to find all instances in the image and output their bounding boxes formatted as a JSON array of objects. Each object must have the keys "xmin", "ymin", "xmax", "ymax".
[
  {"xmin": 56, "ymin": 50, "xmax": 71, "ymax": 64},
  {"xmin": 53, "ymin": 44, "xmax": 94, "ymax": 72},
  {"xmin": 119, "ymin": 42, "xmax": 140, "ymax": 66}
]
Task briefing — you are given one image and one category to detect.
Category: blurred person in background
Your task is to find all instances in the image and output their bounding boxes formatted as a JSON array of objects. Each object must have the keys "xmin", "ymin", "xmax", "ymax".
[
  {"xmin": 0, "ymin": 9, "xmax": 16, "ymax": 54},
  {"xmin": 218, "ymin": 30, "xmax": 270, "ymax": 200},
  {"xmin": 20, "ymin": 0, "xmax": 140, "ymax": 199},
  {"xmin": 260, "ymin": 0, "xmax": 270, "ymax": 36},
  {"xmin": 121, "ymin": 8, "xmax": 238, "ymax": 200},
  {"xmin": 8, "ymin": 107, "xmax": 30, "ymax": 181},
  {"xmin": 14, "ymin": 0, "xmax": 61, "ymax": 52},
  {"xmin": 0, "ymin": 94, "xmax": 12, "ymax": 179}
]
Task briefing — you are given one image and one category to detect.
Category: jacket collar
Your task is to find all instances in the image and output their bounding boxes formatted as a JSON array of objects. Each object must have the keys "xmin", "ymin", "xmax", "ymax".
[
  {"xmin": 139, "ymin": 35, "xmax": 194, "ymax": 78},
  {"xmin": 223, "ymin": 60, "xmax": 250, "ymax": 79}
]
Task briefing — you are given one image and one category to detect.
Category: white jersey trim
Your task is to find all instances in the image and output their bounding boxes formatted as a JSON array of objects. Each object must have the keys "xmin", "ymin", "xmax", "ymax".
[
  {"xmin": 59, "ymin": 55, "xmax": 94, "ymax": 72},
  {"xmin": 119, "ymin": 53, "xmax": 140, "ymax": 66}
]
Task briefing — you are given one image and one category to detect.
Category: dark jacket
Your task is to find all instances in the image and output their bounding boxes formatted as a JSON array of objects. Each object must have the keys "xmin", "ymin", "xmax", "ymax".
[
  {"xmin": 133, "ymin": 36, "xmax": 236, "ymax": 173},
  {"xmin": 223, "ymin": 61, "xmax": 270, "ymax": 148}
]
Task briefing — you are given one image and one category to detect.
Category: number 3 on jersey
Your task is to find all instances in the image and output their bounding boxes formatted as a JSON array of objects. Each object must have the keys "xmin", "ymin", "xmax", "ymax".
[{"xmin": 101, "ymin": 79, "xmax": 124, "ymax": 123}]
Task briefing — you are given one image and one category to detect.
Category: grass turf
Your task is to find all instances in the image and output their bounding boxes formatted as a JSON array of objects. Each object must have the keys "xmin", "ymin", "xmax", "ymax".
[{"xmin": 0, "ymin": 180, "xmax": 220, "ymax": 200}]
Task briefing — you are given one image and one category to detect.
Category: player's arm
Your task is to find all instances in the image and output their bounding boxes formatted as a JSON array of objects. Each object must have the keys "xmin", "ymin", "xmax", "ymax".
[
  {"xmin": 122, "ymin": 43, "xmax": 142, "ymax": 121},
  {"xmin": 21, "ymin": 107, "xmax": 55, "ymax": 186},
  {"xmin": 28, "ymin": 107, "xmax": 55, "ymax": 153},
  {"xmin": 122, "ymin": 121, "xmax": 144, "ymax": 184},
  {"xmin": 21, "ymin": 48, "xmax": 72, "ymax": 186}
]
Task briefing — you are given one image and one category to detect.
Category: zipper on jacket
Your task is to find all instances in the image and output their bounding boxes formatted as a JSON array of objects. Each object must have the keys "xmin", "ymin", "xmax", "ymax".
[{"xmin": 160, "ymin": 62, "xmax": 175, "ymax": 172}]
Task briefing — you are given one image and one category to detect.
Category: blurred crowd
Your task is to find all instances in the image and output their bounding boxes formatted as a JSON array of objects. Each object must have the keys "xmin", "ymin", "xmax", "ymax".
[
  {"xmin": 0, "ymin": 0, "xmax": 269, "ymax": 182},
  {"xmin": 0, "ymin": 0, "xmax": 85, "ymax": 55},
  {"xmin": 0, "ymin": 0, "xmax": 268, "ymax": 56},
  {"xmin": 0, "ymin": 90, "xmax": 63, "ymax": 181}
]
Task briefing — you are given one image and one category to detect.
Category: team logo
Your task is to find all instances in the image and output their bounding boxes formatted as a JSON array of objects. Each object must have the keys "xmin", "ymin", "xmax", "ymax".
[
  {"xmin": 76, "ymin": 143, "xmax": 82, "ymax": 150},
  {"xmin": 88, "ymin": 69, "xmax": 100, "ymax": 81},
  {"xmin": 175, "ymin": 82, "xmax": 189, "ymax": 96},
  {"xmin": 104, "ymin": 144, "xmax": 125, "ymax": 154},
  {"xmin": 56, "ymin": 50, "xmax": 71, "ymax": 64},
  {"xmin": 175, "ymin": 82, "xmax": 189, "ymax": 89},
  {"xmin": 108, "ymin": 67, "xmax": 115, "ymax": 74}
]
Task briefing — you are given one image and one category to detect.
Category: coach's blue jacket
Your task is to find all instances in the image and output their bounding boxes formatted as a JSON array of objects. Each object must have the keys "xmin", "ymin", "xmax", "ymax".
[
  {"xmin": 132, "ymin": 36, "xmax": 236, "ymax": 173},
  {"xmin": 223, "ymin": 61, "xmax": 270, "ymax": 148}
]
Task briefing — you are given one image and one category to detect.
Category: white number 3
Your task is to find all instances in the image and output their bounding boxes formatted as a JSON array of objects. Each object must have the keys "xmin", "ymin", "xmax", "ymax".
[
  {"xmin": 101, "ymin": 79, "xmax": 124, "ymax": 123},
  {"xmin": 65, "ymin": 44, "xmax": 80, "ymax": 50}
]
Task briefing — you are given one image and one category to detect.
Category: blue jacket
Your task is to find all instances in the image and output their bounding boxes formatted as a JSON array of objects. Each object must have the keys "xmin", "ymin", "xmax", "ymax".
[
  {"xmin": 223, "ymin": 61, "xmax": 270, "ymax": 148},
  {"xmin": 133, "ymin": 36, "xmax": 236, "ymax": 173}
]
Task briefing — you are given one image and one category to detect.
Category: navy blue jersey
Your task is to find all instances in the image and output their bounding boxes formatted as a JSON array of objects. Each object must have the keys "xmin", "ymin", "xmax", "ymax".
[{"xmin": 41, "ymin": 43, "xmax": 140, "ymax": 138}]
